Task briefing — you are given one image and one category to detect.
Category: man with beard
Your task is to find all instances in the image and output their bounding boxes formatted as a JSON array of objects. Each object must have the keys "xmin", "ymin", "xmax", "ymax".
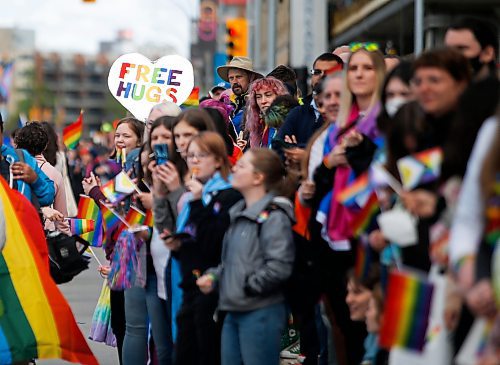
[{"xmin": 217, "ymin": 57, "xmax": 263, "ymax": 134}]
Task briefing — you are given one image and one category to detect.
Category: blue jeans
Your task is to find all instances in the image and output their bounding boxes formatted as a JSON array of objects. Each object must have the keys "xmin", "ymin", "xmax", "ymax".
[
  {"xmin": 123, "ymin": 273, "xmax": 173, "ymax": 365},
  {"xmin": 222, "ymin": 302, "xmax": 286, "ymax": 365}
]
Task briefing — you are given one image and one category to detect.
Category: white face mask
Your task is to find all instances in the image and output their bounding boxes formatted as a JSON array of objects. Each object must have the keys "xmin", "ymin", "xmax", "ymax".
[{"xmin": 385, "ymin": 97, "xmax": 407, "ymax": 117}]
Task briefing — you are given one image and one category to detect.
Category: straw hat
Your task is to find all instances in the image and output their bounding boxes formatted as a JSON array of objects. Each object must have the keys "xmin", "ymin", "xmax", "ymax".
[{"xmin": 217, "ymin": 57, "xmax": 264, "ymax": 82}]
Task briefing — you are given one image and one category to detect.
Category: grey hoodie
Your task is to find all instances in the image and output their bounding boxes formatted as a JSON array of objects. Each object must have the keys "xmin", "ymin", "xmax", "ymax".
[{"xmin": 209, "ymin": 193, "xmax": 295, "ymax": 312}]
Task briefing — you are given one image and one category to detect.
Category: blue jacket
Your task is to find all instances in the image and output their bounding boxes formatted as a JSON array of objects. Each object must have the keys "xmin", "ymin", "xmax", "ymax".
[
  {"xmin": 1, "ymin": 144, "xmax": 55, "ymax": 206},
  {"xmin": 274, "ymin": 103, "xmax": 324, "ymax": 150}
]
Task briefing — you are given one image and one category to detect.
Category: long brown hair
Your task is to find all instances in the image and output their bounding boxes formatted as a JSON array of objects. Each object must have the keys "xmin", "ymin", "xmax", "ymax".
[
  {"xmin": 248, "ymin": 148, "xmax": 296, "ymax": 197},
  {"xmin": 110, "ymin": 117, "xmax": 144, "ymax": 159},
  {"xmin": 187, "ymin": 131, "xmax": 231, "ymax": 180}
]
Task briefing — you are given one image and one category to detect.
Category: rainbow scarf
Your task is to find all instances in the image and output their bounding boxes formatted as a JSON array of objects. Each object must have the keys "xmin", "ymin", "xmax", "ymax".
[
  {"xmin": 0, "ymin": 177, "xmax": 97, "ymax": 364},
  {"xmin": 485, "ymin": 179, "xmax": 500, "ymax": 246},
  {"xmin": 379, "ymin": 270, "xmax": 434, "ymax": 352},
  {"xmin": 62, "ymin": 111, "xmax": 83, "ymax": 150}
]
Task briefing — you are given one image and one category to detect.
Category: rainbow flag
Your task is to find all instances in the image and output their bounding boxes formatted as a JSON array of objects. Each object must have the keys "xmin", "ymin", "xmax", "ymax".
[
  {"xmin": 181, "ymin": 87, "xmax": 200, "ymax": 108},
  {"xmin": 0, "ymin": 177, "xmax": 98, "ymax": 364},
  {"xmin": 100, "ymin": 179, "xmax": 126, "ymax": 205},
  {"xmin": 100, "ymin": 202, "xmax": 123, "ymax": 233},
  {"xmin": 379, "ymin": 270, "xmax": 434, "ymax": 352},
  {"xmin": 67, "ymin": 218, "xmax": 95, "ymax": 236},
  {"xmin": 354, "ymin": 238, "xmax": 372, "ymax": 280},
  {"xmin": 144, "ymin": 209, "xmax": 154, "ymax": 228},
  {"xmin": 62, "ymin": 110, "xmax": 83, "ymax": 150},
  {"xmin": 485, "ymin": 181, "xmax": 500, "ymax": 246},
  {"xmin": 115, "ymin": 171, "xmax": 139, "ymax": 194},
  {"xmin": 350, "ymin": 192, "xmax": 380, "ymax": 238},
  {"xmin": 414, "ymin": 147, "xmax": 443, "ymax": 180},
  {"xmin": 77, "ymin": 195, "xmax": 105, "ymax": 247},
  {"xmin": 113, "ymin": 205, "xmax": 146, "ymax": 240},
  {"xmin": 336, "ymin": 172, "xmax": 371, "ymax": 206}
]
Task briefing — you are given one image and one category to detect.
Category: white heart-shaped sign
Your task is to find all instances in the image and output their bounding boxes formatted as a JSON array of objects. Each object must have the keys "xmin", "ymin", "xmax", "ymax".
[{"xmin": 108, "ymin": 53, "xmax": 194, "ymax": 121}]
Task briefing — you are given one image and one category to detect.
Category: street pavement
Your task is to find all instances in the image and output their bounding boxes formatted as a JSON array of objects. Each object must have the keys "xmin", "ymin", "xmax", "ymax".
[{"xmin": 39, "ymin": 248, "xmax": 118, "ymax": 365}]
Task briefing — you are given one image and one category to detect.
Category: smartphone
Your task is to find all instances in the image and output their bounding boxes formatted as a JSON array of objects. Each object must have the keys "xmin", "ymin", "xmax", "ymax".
[{"xmin": 153, "ymin": 144, "xmax": 169, "ymax": 165}]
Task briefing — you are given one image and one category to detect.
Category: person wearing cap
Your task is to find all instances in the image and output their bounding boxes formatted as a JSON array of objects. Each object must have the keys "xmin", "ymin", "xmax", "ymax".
[
  {"xmin": 209, "ymin": 84, "xmax": 226, "ymax": 101},
  {"xmin": 216, "ymin": 56, "xmax": 263, "ymax": 134}
]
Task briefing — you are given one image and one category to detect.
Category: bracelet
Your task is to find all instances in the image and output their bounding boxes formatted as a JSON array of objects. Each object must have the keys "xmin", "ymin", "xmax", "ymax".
[{"xmin": 452, "ymin": 255, "xmax": 474, "ymax": 275}]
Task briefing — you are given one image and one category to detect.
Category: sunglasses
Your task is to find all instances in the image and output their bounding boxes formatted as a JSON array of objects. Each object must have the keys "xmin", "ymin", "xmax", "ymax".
[{"xmin": 349, "ymin": 42, "xmax": 380, "ymax": 52}]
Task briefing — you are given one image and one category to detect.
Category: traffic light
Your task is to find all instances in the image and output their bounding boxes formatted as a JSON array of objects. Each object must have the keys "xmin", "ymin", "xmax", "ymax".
[{"xmin": 225, "ymin": 18, "xmax": 248, "ymax": 60}]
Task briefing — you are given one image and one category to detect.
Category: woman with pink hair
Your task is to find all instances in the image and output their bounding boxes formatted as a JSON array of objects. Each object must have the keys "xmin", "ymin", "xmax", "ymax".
[{"xmin": 245, "ymin": 77, "xmax": 289, "ymax": 148}]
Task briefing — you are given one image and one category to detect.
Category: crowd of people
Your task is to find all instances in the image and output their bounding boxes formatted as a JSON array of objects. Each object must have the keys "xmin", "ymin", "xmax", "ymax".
[{"xmin": 0, "ymin": 16, "xmax": 499, "ymax": 365}]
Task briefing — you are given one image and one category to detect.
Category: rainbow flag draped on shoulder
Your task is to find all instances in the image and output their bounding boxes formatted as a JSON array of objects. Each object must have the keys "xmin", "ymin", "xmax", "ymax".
[{"xmin": 0, "ymin": 177, "xmax": 98, "ymax": 364}]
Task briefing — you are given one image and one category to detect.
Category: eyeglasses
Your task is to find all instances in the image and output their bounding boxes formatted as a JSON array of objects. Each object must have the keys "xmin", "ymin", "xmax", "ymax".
[
  {"xmin": 349, "ymin": 42, "xmax": 380, "ymax": 52},
  {"xmin": 186, "ymin": 152, "xmax": 212, "ymax": 161}
]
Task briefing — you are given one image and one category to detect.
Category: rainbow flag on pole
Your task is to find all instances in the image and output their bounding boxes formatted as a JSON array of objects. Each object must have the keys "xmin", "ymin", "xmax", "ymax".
[
  {"xmin": 0, "ymin": 177, "xmax": 98, "ymax": 364},
  {"xmin": 100, "ymin": 179, "xmax": 126, "ymax": 205},
  {"xmin": 181, "ymin": 87, "xmax": 200, "ymax": 108},
  {"xmin": 336, "ymin": 172, "xmax": 371, "ymax": 206},
  {"xmin": 144, "ymin": 209, "xmax": 154, "ymax": 228},
  {"xmin": 77, "ymin": 195, "xmax": 104, "ymax": 247},
  {"xmin": 350, "ymin": 192, "xmax": 380, "ymax": 238},
  {"xmin": 379, "ymin": 270, "xmax": 434, "ymax": 352},
  {"xmin": 67, "ymin": 218, "xmax": 95, "ymax": 236},
  {"xmin": 113, "ymin": 205, "xmax": 146, "ymax": 240},
  {"xmin": 100, "ymin": 202, "xmax": 125, "ymax": 233},
  {"xmin": 62, "ymin": 110, "xmax": 83, "ymax": 150}
]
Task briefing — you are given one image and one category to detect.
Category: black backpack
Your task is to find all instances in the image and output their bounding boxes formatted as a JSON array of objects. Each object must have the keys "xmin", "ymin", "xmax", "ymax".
[{"xmin": 46, "ymin": 231, "xmax": 91, "ymax": 284}]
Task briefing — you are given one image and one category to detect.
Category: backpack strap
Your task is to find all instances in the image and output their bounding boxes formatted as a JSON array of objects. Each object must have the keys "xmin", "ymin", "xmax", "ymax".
[{"xmin": 256, "ymin": 203, "xmax": 290, "ymax": 251}]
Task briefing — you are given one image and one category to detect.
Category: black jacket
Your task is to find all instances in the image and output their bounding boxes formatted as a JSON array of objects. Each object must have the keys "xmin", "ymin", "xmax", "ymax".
[{"xmin": 173, "ymin": 188, "xmax": 242, "ymax": 292}]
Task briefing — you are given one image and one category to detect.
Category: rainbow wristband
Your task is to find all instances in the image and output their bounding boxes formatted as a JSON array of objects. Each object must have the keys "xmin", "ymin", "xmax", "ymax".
[{"xmin": 452, "ymin": 255, "xmax": 474, "ymax": 275}]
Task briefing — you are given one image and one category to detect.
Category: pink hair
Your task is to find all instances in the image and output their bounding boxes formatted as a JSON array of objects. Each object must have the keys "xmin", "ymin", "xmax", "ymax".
[
  {"xmin": 246, "ymin": 77, "xmax": 288, "ymax": 148},
  {"xmin": 199, "ymin": 95, "xmax": 235, "ymax": 125}
]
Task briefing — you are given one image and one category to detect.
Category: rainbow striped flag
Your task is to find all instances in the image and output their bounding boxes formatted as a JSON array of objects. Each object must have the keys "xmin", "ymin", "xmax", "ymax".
[
  {"xmin": 181, "ymin": 87, "xmax": 200, "ymax": 108},
  {"xmin": 336, "ymin": 172, "xmax": 371, "ymax": 206},
  {"xmin": 379, "ymin": 270, "xmax": 434, "ymax": 352},
  {"xmin": 100, "ymin": 179, "xmax": 126, "ymax": 205},
  {"xmin": 414, "ymin": 147, "xmax": 443, "ymax": 180},
  {"xmin": 67, "ymin": 218, "xmax": 95, "ymax": 236},
  {"xmin": 354, "ymin": 238, "xmax": 372, "ymax": 280},
  {"xmin": 113, "ymin": 205, "xmax": 146, "ymax": 239},
  {"xmin": 62, "ymin": 110, "xmax": 83, "ymax": 150},
  {"xmin": 77, "ymin": 195, "xmax": 105, "ymax": 247},
  {"xmin": 0, "ymin": 177, "xmax": 98, "ymax": 364},
  {"xmin": 350, "ymin": 192, "xmax": 380, "ymax": 238},
  {"xmin": 100, "ymin": 202, "xmax": 123, "ymax": 233},
  {"xmin": 144, "ymin": 209, "xmax": 154, "ymax": 228}
]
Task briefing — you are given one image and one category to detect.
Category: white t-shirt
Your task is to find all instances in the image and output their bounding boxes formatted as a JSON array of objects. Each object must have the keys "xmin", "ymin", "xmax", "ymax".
[{"xmin": 150, "ymin": 227, "xmax": 170, "ymax": 300}]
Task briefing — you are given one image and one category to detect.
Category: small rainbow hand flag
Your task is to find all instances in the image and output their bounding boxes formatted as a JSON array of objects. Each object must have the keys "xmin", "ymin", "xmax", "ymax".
[
  {"xmin": 100, "ymin": 202, "xmax": 124, "ymax": 233},
  {"xmin": 100, "ymin": 179, "xmax": 127, "ymax": 205},
  {"xmin": 144, "ymin": 209, "xmax": 154, "ymax": 228},
  {"xmin": 63, "ymin": 110, "xmax": 83, "ymax": 150},
  {"xmin": 67, "ymin": 218, "xmax": 95, "ymax": 236},
  {"xmin": 181, "ymin": 87, "xmax": 200, "ymax": 108},
  {"xmin": 336, "ymin": 172, "xmax": 371, "ymax": 206},
  {"xmin": 350, "ymin": 192, "xmax": 380, "ymax": 238},
  {"xmin": 354, "ymin": 238, "xmax": 373, "ymax": 280},
  {"xmin": 113, "ymin": 205, "xmax": 146, "ymax": 240},
  {"xmin": 77, "ymin": 195, "xmax": 104, "ymax": 247},
  {"xmin": 397, "ymin": 148, "xmax": 443, "ymax": 190},
  {"xmin": 115, "ymin": 171, "xmax": 140, "ymax": 195},
  {"xmin": 379, "ymin": 270, "xmax": 434, "ymax": 352}
]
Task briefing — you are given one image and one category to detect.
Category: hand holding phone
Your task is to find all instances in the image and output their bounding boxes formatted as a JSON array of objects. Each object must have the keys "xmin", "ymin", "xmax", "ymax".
[{"xmin": 153, "ymin": 144, "xmax": 169, "ymax": 165}]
